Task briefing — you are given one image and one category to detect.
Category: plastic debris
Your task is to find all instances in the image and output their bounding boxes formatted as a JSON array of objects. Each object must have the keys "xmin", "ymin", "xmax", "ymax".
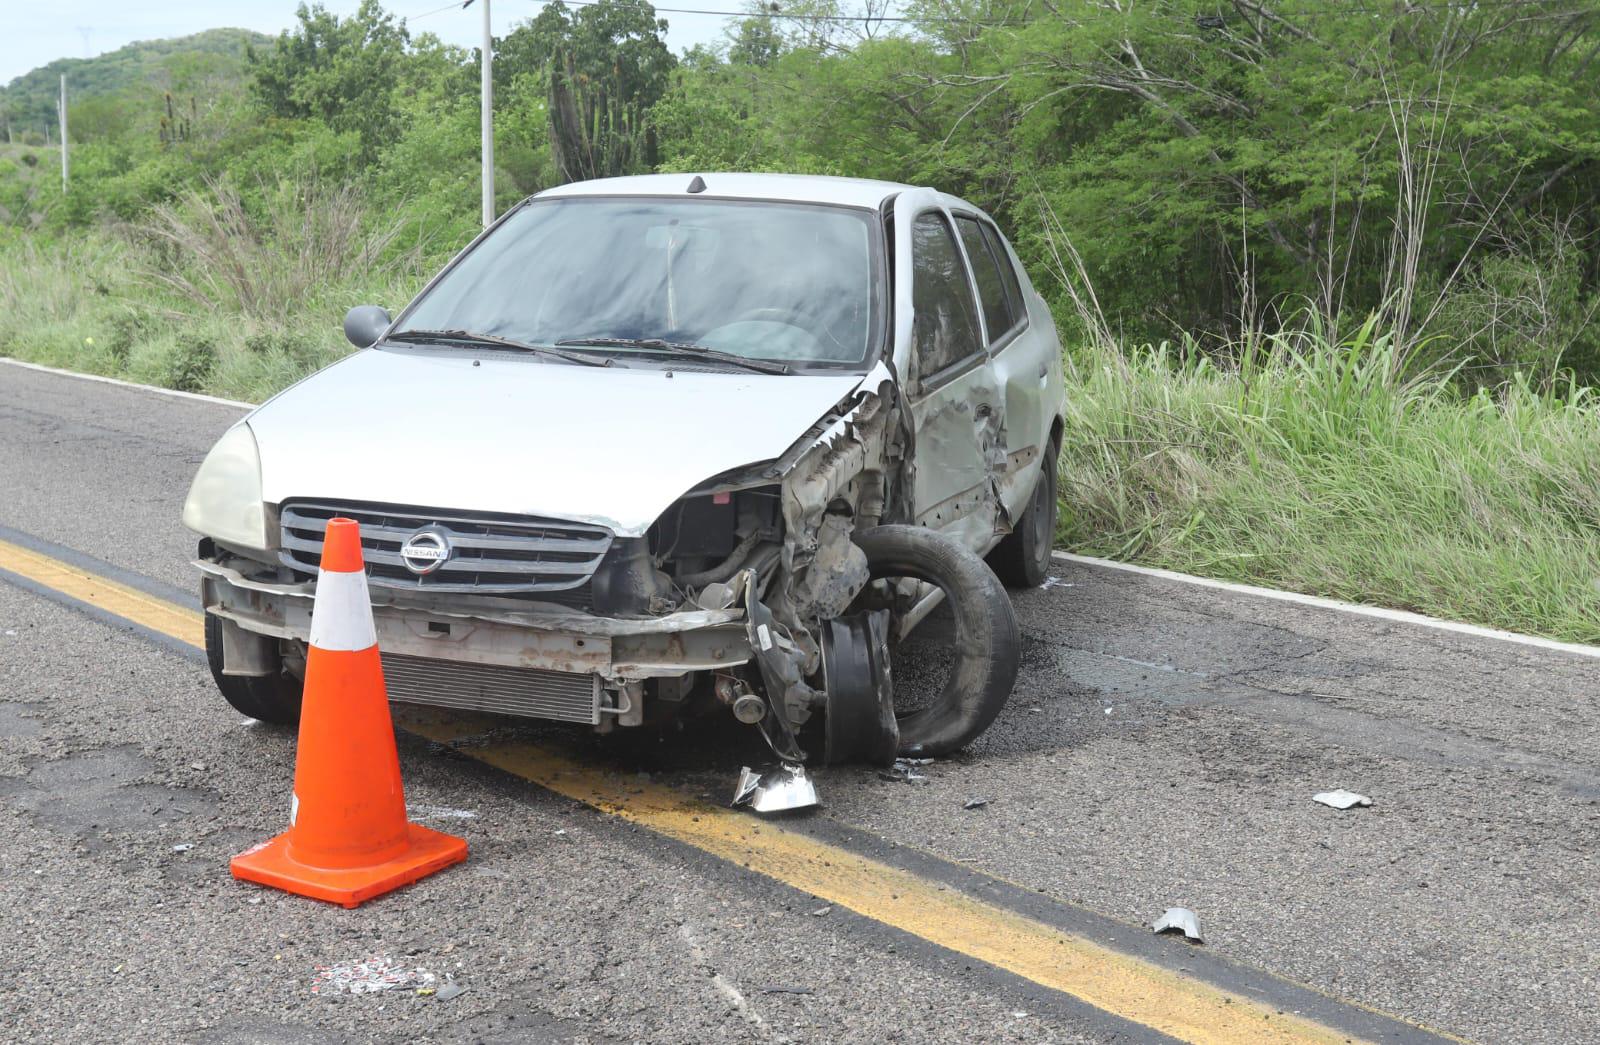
[
  {"xmin": 963, "ymin": 798, "xmax": 989, "ymax": 810},
  {"xmin": 3, "ymin": 629, "xmax": 17, "ymax": 636},
  {"xmin": 810, "ymin": 906, "xmax": 832, "ymax": 917},
  {"xmin": 1313, "ymin": 789, "xmax": 1372, "ymax": 810},
  {"xmin": 1040, "ymin": 576, "xmax": 1073, "ymax": 590},
  {"xmin": 171, "ymin": 843, "xmax": 194, "ymax": 853},
  {"xmin": 1152, "ymin": 908, "xmax": 1204, "ymax": 943},
  {"xmin": 435, "ymin": 979, "xmax": 467, "ymax": 1001},
  {"xmin": 313, "ymin": 956, "xmax": 437, "ymax": 995}
]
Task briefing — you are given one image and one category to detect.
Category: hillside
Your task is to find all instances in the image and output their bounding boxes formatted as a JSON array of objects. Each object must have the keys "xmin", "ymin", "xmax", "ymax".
[{"xmin": 1, "ymin": 28, "xmax": 270, "ymax": 139}]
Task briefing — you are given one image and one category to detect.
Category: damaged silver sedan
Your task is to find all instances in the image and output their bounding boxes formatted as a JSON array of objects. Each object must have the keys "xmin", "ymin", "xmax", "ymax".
[{"xmin": 183, "ymin": 173, "xmax": 1064, "ymax": 798}]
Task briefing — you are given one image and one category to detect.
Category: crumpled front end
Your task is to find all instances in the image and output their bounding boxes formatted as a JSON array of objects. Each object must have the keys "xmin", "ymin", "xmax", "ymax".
[{"xmin": 200, "ymin": 365, "xmax": 910, "ymax": 773}]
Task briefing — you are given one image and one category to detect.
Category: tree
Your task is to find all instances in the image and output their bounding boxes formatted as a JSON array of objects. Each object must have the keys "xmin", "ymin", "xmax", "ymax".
[
  {"xmin": 248, "ymin": 1, "xmax": 410, "ymax": 160},
  {"xmin": 499, "ymin": 0, "xmax": 676, "ymax": 182}
]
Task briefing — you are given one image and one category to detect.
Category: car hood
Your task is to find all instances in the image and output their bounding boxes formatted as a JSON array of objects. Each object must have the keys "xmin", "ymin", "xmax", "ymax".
[{"xmin": 246, "ymin": 348, "xmax": 865, "ymax": 536}]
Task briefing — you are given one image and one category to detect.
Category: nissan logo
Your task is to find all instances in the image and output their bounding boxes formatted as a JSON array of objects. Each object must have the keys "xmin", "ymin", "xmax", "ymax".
[{"xmin": 399, "ymin": 530, "xmax": 451, "ymax": 575}]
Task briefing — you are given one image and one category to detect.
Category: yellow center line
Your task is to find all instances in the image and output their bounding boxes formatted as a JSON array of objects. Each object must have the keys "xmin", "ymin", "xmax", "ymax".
[
  {"xmin": 0, "ymin": 538, "xmax": 204, "ymax": 648},
  {"xmin": 0, "ymin": 538, "xmax": 1446, "ymax": 1044}
]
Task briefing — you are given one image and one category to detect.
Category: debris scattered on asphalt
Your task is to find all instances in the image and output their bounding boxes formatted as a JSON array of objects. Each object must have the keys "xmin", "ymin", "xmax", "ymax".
[
  {"xmin": 190, "ymin": 762, "xmax": 206, "ymax": 771},
  {"xmin": 1104, "ymin": 706, "xmax": 1113, "ymax": 714},
  {"xmin": 810, "ymin": 906, "xmax": 832, "ymax": 917},
  {"xmin": 434, "ymin": 979, "xmax": 468, "ymax": 1001},
  {"xmin": 1040, "ymin": 576, "xmax": 1073, "ymax": 590},
  {"xmin": 170, "ymin": 843, "xmax": 194, "ymax": 853},
  {"xmin": 760, "ymin": 984, "xmax": 814, "ymax": 995},
  {"xmin": 880, "ymin": 757, "xmax": 933, "ymax": 784},
  {"xmin": 1313, "ymin": 789, "xmax": 1373, "ymax": 810},
  {"xmin": 731, "ymin": 763, "xmax": 819, "ymax": 813},
  {"xmin": 1152, "ymin": 908, "xmax": 1204, "ymax": 943},
  {"xmin": 963, "ymin": 798, "xmax": 989, "ymax": 810},
  {"xmin": 553, "ymin": 828, "xmax": 568, "ymax": 838},
  {"xmin": 407, "ymin": 805, "xmax": 479, "ymax": 820},
  {"xmin": 3, "ymin": 629, "xmax": 17, "ymax": 637},
  {"xmin": 313, "ymin": 956, "xmax": 438, "ymax": 995}
]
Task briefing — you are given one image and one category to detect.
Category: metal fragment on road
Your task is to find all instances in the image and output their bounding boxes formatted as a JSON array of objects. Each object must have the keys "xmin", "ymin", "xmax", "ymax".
[
  {"xmin": 731, "ymin": 763, "xmax": 818, "ymax": 813},
  {"xmin": 880, "ymin": 757, "xmax": 932, "ymax": 783},
  {"xmin": 1152, "ymin": 908, "xmax": 1204, "ymax": 943},
  {"xmin": 963, "ymin": 798, "xmax": 989, "ymax": 810},
  {"xmin": 1313, "ymin": 789, "xmax": 1372, "ymax": 810},
  {"xmin": 760, "ymin": 984, "xmax": 814, "ymax": 995},
  {"xmin": 313, "ymin": 956, "xmax": 437, "ymax": 995}
]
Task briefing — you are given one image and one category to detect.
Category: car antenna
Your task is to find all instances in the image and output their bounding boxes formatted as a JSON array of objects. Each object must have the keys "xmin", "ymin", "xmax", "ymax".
[{"xmin": 687, "ymin": 175, "xmax": 706, "ymax": 194}]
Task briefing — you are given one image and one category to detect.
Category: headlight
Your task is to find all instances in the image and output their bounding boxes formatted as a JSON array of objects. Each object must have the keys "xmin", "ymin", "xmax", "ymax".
[{"xmin": 182, "ymin": 422, "xmax": 269, "ymax": 552}]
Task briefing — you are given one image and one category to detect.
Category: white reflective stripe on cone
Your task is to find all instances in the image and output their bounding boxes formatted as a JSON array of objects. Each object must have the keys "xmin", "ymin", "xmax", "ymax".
[{"xmin": 308, "ymin": 568, "xmax": 378, "ymax": 651}]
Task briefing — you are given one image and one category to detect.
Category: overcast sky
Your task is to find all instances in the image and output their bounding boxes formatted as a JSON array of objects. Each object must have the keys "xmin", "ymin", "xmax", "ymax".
[{"xmin": 2, "ymin": 0, "xmax": 732, "ymax": 85}]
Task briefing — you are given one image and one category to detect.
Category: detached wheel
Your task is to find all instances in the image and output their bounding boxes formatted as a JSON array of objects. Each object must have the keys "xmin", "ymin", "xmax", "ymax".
[
  {"xmin": 852, "ymin": 525, "xmax": 1020, "ymax": 757},
  {"xmin": 203, "ymin": 612, "xmax": 302, "ymax": 725},
  {"xmin": 988, "ymin": 453, "xmax": 1059, "ymax": 589}
]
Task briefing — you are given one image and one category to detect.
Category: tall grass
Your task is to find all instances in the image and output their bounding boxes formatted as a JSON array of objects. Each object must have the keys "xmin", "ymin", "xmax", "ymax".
[
  {"xmin": 1057, "ymin": 318, "xmax": 1600, "ymax": 643},
  {"xmin": 0, "ymin": 175, "xmax": 435, "ymax": 400}
]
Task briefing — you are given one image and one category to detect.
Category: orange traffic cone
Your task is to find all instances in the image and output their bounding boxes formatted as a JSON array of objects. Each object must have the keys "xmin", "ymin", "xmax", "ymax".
[{"xmin": 231, "ymin": 517, "xmax": 467, "ymax": 908}]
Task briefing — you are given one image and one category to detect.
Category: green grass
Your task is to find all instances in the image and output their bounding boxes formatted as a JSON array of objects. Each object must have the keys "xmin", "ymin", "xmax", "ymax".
[
  {"xmin": 1056, "ymin": 320, "xmax": 1600, "ymax": 644},
  {"xmin": 0, "ymin": 184, "xmax": 435, "ymax": 402}
]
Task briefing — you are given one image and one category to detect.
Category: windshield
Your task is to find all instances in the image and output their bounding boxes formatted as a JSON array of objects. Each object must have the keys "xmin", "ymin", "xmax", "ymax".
[{"xmin": 394, "ymin": 197, "xmax": 884, "ymax": 368}]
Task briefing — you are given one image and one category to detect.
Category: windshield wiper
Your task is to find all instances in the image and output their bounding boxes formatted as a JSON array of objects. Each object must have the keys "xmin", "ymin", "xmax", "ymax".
[
  {"xmin": 386, "ymin": 328, "xmax": 611, "ymax": 367},
  {"xmin": 553, "ymin": 336, "xmax": 789, "ymax": 375}
]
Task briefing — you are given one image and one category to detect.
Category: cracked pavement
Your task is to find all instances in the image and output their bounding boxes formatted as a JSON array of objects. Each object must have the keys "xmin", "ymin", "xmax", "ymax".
[{"xmin": 2, "ymin": 361, "xmax": 1598, "ymax": 1043}]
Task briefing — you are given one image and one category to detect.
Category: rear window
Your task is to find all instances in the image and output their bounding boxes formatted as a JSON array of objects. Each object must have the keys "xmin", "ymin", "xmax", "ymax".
[{"xmin": 955, "ymin": 215, "xmax": 1021, "ymax": 342}]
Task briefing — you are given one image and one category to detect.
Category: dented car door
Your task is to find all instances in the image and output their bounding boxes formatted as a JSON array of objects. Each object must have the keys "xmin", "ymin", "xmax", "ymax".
[
  {"xmin": 898, "ymin": 202, "xmax": 1007, "ymax": 553},
  {"xmin": 950, "ymin": 211, "xmax": 1057, "ymax": 517}
]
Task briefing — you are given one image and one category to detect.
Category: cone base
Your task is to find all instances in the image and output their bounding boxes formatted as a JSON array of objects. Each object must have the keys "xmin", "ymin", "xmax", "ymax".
[{"xmin": 231, "ymin": 824, "xmax": 468, "ymax": 909}]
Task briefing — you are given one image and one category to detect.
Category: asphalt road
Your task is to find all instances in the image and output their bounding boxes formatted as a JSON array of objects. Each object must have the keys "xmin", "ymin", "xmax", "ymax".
[{"xmin": 2, "ymin": 360, "xmax": 1597, "ymax": 1043}]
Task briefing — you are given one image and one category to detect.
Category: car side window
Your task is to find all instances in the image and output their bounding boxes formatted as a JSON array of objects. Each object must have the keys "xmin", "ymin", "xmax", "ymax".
[
  {"xmin": 954, "ymin": 215, "xmax": 1018, "ymax": 343},
  {"xmin": 980, "ymin": 222, "xmax": 1027, "ymax": 323},
  {"xmin": 911, "ymin": 212, "xmax": 983, "ymax": 380}
]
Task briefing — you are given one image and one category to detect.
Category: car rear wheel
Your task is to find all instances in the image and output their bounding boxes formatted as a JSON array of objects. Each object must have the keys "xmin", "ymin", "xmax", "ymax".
[
  {"xmin": 988, "ymin": 454, "xmax": 1059, "ymax": 589},
  {"xmin": 851, "ymin": 525, "xmax": 1020, "ymax": 757},
  {"xmin": 203, "ymin": 613, "xmax": 302, "ymax": 725}
]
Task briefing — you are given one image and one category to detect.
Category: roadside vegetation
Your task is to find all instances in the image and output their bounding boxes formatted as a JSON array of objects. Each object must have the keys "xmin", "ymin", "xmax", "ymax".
[{"xmin": 2, "ymin": 0, "xmax": 1598, "ymax": 640}]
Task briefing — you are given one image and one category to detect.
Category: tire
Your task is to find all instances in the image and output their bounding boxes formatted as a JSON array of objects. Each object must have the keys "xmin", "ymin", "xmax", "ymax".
[
  {"xmin": 203, "ymin": 613, "xmax": 302, "ymax": 725},
  {"xmin": 988, "ymin": 454, "xmax": 1059, "ymax": 589},
  {"xmin": 852, "ymin": 525, "xmax": 1021, "ymax": 757}
]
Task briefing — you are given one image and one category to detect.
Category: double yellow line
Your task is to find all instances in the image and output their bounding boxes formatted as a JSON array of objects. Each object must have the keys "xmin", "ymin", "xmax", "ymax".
[{"xmin": 0, "ymin": 534, "xmax": 1447, "ymax": 1044}]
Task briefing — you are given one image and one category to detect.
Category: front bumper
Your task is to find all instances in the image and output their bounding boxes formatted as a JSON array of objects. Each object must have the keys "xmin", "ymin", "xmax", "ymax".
[{"xmin": 198, "ymin": 554, "xmax": 753, "ymax": 722}]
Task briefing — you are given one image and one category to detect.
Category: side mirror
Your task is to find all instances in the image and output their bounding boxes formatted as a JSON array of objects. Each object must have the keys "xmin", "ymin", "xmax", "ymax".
[{"xmin": 343, "ymin": 305, "xmax": 392, "ymax": 349}]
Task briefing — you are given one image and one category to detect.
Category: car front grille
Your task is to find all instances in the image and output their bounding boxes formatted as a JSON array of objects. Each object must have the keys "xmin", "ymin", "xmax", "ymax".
[
  {"xmin": 381, "ymin": 653, "xmax": 601, "ymax": 724},
  {"xmin": 279, "ymin": 501, "xmax": 612, "ymax": 605}
]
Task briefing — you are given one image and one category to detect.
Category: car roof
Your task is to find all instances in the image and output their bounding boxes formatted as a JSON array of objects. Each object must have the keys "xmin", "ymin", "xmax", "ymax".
[{"xmin": 534, "ymin": 172, "xmax": 970, "ymax": 213}]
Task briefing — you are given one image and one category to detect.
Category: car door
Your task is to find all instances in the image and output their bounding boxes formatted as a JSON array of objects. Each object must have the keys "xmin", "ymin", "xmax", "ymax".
[
  {"xmin": 900, "ymin": 205, "xmax": 1007, "ymax": 554},
  {"xmin": 949, "ymin": 211, "xmax": 1056, "ymax": 517}
]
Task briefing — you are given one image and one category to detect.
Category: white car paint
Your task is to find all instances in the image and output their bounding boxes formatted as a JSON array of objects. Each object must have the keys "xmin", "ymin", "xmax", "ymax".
[{"xmin": 245, "ymin": 346, "xmax": 866, "ymax": 535}]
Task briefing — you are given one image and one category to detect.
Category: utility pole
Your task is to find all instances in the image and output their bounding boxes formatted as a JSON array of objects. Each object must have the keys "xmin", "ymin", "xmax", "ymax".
[
  {"xmin": 479, "ymin": 0, "xmax": 494, "ymax": 228},
  {"xmin": 58, "ymin": 75, "xmax": 69, "ymax": 193}
]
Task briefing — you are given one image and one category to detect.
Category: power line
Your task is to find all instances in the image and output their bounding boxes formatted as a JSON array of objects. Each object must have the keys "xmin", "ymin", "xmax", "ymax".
[{"xmin": 409, "ymin": 0, "xmax": 1596, "ymax": 30}]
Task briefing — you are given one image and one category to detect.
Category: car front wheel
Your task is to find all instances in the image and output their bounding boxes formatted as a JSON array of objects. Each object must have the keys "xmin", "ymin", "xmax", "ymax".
[{"xmin": 203, "ymin": 613, "xmax": 302, "ymax": 725}]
